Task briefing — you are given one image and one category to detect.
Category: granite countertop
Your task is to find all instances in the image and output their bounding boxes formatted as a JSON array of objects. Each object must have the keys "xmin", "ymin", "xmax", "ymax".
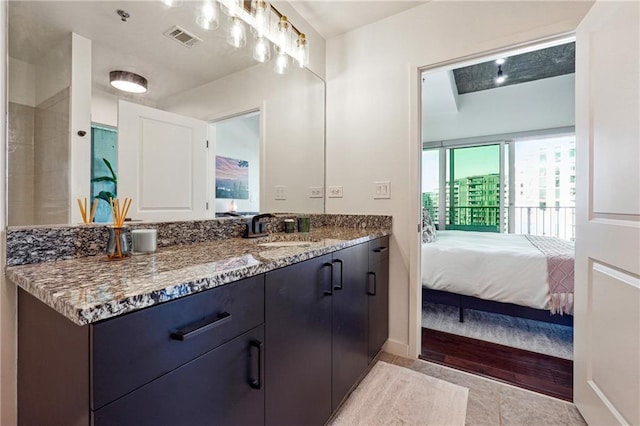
[{"xmin": 6, "ymin": 227, "xmax": 390, "ymax": 326}]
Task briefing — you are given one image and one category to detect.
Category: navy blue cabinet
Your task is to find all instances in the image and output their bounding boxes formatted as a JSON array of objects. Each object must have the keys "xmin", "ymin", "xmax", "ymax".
[
  {"xmin": 368, "ymin": 236, "xmax": 390, "ymax": 363},
  {"xmin": 265, "ymin": 254, "xmax": 333, "ymax": 426},
  {"xmin": 18, "ymin": 238, "xmax": 389, "ymax": 426},
  {"xmin": 331, "ymin": 243, "xmax": 370, "ymax": 411}
]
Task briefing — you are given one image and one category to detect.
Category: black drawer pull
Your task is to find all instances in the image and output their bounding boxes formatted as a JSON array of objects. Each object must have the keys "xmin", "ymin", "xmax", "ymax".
[
  {"xmin": 249, "ymin": 340, "xmax": 263, "ymax": 389},
  {"xmin": 322, "ymin": 262, "xmax": 334, "ymax": 295},
  {"xmin": 373, "ymin": 246, "xmax": 388, "ymax": 253},
  {"xmin": 170, "ymin": 312, "xmax": 232, "ymax": 341},
  {"xmin": 367, "ymin": 272, "xmax": 376, "ymax": 296},
  {"xmin": 333, "ymin": 259, "xmax": 344, "ymax": 290}
]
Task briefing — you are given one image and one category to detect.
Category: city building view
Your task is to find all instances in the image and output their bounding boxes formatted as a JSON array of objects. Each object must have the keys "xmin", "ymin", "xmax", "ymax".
[{"xmin": 422, "ymin": 135, "xmax": 576, "ymax": 240}]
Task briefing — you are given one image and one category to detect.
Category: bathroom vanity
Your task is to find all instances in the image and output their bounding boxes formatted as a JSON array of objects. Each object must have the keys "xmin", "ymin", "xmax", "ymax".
[{"xmin": 7, "ymin": 221, "xmax": 390, "ymax": 426}]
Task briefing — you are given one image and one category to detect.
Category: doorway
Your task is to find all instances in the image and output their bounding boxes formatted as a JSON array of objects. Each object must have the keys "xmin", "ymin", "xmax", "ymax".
[
  {"xmin": 419, "ymin": 38, "xmax": 576, "ymax": 401},
  {"xmin": 210, "ymin": 110, "xmax": 261, "ymax": 217}
]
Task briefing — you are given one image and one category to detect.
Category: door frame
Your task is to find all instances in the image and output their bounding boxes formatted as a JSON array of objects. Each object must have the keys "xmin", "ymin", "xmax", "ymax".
[
  {"xmin": 208, "ymin": 104, "xmax": 265, "ymax": 216},
  {"xmin": 410, "ymin": 32, "xmax": 576, "ymax": 358}
]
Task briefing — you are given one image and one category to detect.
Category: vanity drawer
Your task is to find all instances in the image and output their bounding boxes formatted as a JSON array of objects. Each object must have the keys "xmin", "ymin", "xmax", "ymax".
[
  {"xmin": 91, "ymin": 274, "xmax": 264, "ymax": 410},
  {"xmin": 369, "ymin": 236, "xmax": 390, "ymax": 264}
]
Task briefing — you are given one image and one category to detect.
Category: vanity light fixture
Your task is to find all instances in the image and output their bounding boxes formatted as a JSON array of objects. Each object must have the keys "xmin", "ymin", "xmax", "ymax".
[
  {"xmin": 161, "ymin": 0, "xmax": 183, "ymax": 7},
  {"xmin": 109, "ymin": 71, "xmax": 148, "ymax": 94},
  {"xmin": 253, "ymin": 36, "xmax": 271, "ymax": 63},
  {"xmin": 186, "ymin": 0, "xmax": 309, "ymax": 71},
  {"xmin": 275, "ymin": 15, "xmax": 292, "ymax": 51},
  {"xmin": 251, "ymin": 0, "xmax": 270, "ymax": 37},
  {"xmin": 196, "ymin": 1, "xmax": 220, "ymax": 31},
  {"xmin": 495, "ymin": 65, "xmax": 506, "ymax": 84},
  {"xmin": 227, "ymin": 16, "xmax": 247, "ymax": 48},
  {"xmin": 295, "ymin": 33, "xmax": 309, "ymax": 68},
  {"xmin": 274, "ymin": 46, "xmax": 289, "ymax": 74}
]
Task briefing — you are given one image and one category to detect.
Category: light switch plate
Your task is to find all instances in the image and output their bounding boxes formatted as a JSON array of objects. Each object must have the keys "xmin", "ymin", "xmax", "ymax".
[
  {"xmin": 309, "ymin": 186, "xmax": 324, "ymax": 198},
  {"xmin": 327, "ymin": 186, "xmax": 343, "ymax": 198},
  {"xmin": 374, "ymin": 181, "xmax": 391, "ymax": 199},
  {"xmin": 275, "ymin": 185, "xmax": 287, "ymax": 200}
]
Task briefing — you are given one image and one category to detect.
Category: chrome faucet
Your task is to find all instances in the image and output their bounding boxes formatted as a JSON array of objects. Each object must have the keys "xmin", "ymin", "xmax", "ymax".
[{"xmin": 245, "ymin": 213, "xmax": 275, "ymax": 238}]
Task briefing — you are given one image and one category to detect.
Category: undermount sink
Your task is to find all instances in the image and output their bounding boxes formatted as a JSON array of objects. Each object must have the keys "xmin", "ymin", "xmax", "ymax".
[{"xmin": 257, "ymin": 241, "xmax": 314, "ymax": 248}]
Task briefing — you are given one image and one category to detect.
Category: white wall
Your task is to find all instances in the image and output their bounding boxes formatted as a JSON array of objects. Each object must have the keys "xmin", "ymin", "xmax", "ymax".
[
  {"xmin": 325, "ymin": 1, "xmax": 593, "ymax": 356},
  {"xmin": 69, "ymin": 33, "xmax": 92, "ymax": 224},
  {"xmin": 158, "ymin": 63, "xmax": 325, "ymax": 214},
  {"xmin": 35, "ymin": 35, "xmax": 71, "ymax": 106},
  {"xmin": 8, "ymin": 58, "xmax": 35, "ymax": 107},
  {"xmin": 423, "ymin": 73, "xmax": 575, "ymax": 142},
  {"xmin": 213, "ymin": 114, "xmax": 260, "ymax": 214},
  {"xmin": 91, "ymin": 88, "xmax": 158, "ymax": 128}
]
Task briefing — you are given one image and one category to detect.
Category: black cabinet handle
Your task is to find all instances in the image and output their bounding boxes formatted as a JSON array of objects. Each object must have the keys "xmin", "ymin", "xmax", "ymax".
[
  {"xmin": 333, "ymin": 259, "xmax": 343, "ymax": 290},
  {"xmin": 322, "ymin": 262, "xmax": 334, "ymax": 295},
  {"xmin": 367, "ymin": 272, "xmax": 376, "ymax": 296},
  {"xmin": 249, "ymin": 340, "xmax": 263, "ymax": 389},
  {"xmin": 373, "ymin": 246, "xmax": 389, "ymax": 253},
  {"xmin": 170, "ymin": 312, "xmax": 232, "ymax": 341}
]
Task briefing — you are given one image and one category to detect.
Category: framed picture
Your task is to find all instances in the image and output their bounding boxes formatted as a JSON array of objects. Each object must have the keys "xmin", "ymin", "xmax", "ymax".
[{"xmin": 215, "ymin": 156, "xmax": 249, "ymax": 199}]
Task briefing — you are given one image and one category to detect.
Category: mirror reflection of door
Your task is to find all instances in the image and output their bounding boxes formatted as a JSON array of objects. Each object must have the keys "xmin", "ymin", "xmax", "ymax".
[
  {"xmin": 118, "ymin": 100, "xmax": 208, "ymax": 222},
  {"xmin": 211, "ymin": 111, "xmax": 261, "ymax": 217}
]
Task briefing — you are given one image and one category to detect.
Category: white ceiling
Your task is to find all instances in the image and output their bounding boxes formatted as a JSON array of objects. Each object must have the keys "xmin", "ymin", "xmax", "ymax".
[
  {"xmin": 290, "ymin": 1, "xmax": 426, "ymax": 38},
  {"xmin": 8, "ymin": 1, "xmax": 425, "ymax": 102}
]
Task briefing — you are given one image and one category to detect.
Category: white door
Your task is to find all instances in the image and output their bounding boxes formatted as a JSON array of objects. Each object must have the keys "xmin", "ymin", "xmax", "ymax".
[
  {"xmin": 574, "ymin": 2, "xmax": 640, "ymax": 425},
  {"xmin": 118, "ymin": 101, "xmax": 209, "ymax": 222}
]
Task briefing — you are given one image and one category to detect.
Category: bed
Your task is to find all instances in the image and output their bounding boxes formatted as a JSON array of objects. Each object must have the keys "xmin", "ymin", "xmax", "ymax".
[{"xmin": 421, "ymin": 230, "xmax": 575, "ymax": 326}]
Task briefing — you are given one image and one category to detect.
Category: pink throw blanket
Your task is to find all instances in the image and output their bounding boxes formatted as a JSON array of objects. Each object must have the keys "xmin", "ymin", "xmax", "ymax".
[{"xmin": 525, "ymin": 235, "xmax": 575, "ymax": 315}]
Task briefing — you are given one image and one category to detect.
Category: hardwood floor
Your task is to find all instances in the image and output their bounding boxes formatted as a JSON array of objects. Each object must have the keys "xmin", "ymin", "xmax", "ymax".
[{"xmin": 420, "ymin": 328, "xmax": 573, "ymax": 402}]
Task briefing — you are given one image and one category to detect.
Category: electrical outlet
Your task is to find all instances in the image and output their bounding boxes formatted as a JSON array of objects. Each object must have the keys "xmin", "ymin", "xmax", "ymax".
[
  {"xmin": 374, "ymin": 181, "xmax": 391, "ymax": 199},
  {"xmin": 327, "ymin": 186, "xmax": 343, "ymax": 198},
  {"xmin": 275, "ymin": 185, "xmax": 287, "ymax": 200},
  {"xmin": 309, "ymin": 186, "xmax": 324, "ymax": 198}
]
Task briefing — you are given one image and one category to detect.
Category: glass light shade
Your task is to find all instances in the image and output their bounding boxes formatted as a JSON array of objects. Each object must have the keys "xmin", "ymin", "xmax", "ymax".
[
  {"xmin": 196, "ymin": 1, "xmax": 220, "ymax": 31},
  {"xmin": 274, "ymin": 48, "xmax": 289, "ymax": 74},
  {"xmin": 227, "ymin": 17, "xmax": 247, "ymax": 48},
  {"xmin": 161, "ymin": 0, "xmax": 183, "ymax": 7},
  {"xmin": 251, "ymin": 0, "xmax": 271, "ymax": 37},
  {"xmin": 253, "ymin": 36, "xmax": 271, "ymax": 63},
  {"xmin": 295, "ymin": 33, "xmax": 309, "ymax": 68},
  {"xmin": 496, "ymin": 75, "xmax": 506, "ymax": 84},
  {"xmin": 275, "ymin": 15, "xmax": 291, "ymax": 51},
  {"xmin": 220, "ymin": 0, "xmax": 241, "ymax": 16},
  {"xmin": 109, "ymin": 71, "xmax": 147, "ymax": 94}
]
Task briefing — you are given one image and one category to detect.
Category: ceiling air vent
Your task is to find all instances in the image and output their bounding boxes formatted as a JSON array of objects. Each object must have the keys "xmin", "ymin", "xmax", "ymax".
[{"xmin": 163, "ymin": 25, "xmax": 203, "ymax": 48}]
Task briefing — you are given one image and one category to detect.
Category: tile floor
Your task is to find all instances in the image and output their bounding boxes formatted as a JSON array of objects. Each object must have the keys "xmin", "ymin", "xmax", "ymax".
[{"xmin": 378, "ymin": 352, "xmax": 587, "ymax": 426}]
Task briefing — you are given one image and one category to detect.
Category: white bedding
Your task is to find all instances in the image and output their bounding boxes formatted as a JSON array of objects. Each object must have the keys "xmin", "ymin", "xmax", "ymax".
[{"xmin": 421, "ymin": 231, "xmax": 550, "ymax": 310}]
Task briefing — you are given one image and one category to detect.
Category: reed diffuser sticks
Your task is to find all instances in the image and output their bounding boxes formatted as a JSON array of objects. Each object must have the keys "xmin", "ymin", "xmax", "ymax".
[
  {"xmin": 77, "ymin": 198, "xmax": 98, "ymax": 224},
  {"xmin": 106, "ymin": 197, "xmax": 133, "ymax": 259},
  {"xmin": 109, "ymin": 197, "xmax": 132, "ymax": 227}
]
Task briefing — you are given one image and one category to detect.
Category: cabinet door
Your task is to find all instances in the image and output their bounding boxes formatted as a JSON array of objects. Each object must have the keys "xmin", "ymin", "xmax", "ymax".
[
  {"xmin": 265, "ymin": 255, "xmax": 333, "ymax": 426},
  {"xmin": 93, "ymin": 326, "xmax": 265, "ymax": 426},
  {"xmin": 92, "ymin": 275, "xmax": 264, "ymax": 409},
  {"xmin": 332, "ymin": 243, "xmax": 369, "ymax": 411},
  {"xmin": 368, "ymin": 238, "xmax": 390, "ymax": 363}
]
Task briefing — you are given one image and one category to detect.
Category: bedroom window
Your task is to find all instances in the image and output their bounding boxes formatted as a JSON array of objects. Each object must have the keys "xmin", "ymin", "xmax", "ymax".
[
  {"xmin": 422, "ymin": 149, "xmax": 440, "ymax": 226},
  {"xmin": 421, "ymin": 134, "xmax": 575, "ymax": 240}
]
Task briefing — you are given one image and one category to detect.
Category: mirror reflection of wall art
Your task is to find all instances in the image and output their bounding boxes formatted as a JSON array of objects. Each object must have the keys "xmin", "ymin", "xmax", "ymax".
[{"xmin": 215, "ymin": 156, "xmax": 250, "ymax": 199}]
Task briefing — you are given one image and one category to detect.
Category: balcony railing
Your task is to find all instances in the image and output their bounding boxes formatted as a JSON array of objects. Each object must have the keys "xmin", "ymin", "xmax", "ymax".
[
  {"xmin": 512, "ymin": 206, "xmax": 575, "ymax": 241},
  {"xmin": 425, "ymin": 205, "xmax": 576, "ymax": 241}
]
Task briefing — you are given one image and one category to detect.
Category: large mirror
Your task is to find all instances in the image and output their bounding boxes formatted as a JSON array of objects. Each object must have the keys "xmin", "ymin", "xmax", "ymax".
[{"xmin": 7, "ymin": 0, "xmax": 325, "ymax": 226}]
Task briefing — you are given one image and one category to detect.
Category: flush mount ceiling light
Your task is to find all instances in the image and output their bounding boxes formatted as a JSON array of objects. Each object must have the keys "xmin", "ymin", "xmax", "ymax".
[{"xmin": 109, "ymin": 71, "xmax": 148, "ymax": 94}]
